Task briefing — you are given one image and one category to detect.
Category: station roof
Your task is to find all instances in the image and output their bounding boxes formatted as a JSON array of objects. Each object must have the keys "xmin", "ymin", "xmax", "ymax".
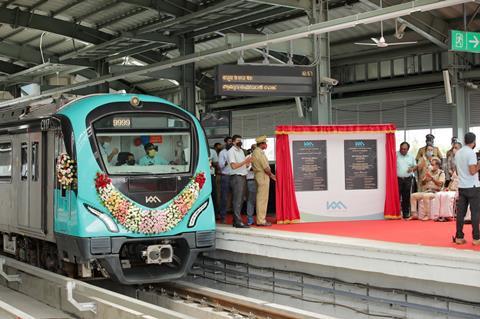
[{"xmin": 0, "ymin": 0, "xmax": 478, "ymax": 100}]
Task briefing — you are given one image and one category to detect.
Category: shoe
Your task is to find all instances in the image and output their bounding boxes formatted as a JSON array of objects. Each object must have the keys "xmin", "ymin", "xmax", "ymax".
[
  {"xmin": 421, "ymin": 217, "xmax": 430, "ymax": 221},
  {"xmin": 220, "ymin": 218, "xmax": 226, "ymax": 224},
  {"xmin": 473, "ymin": 239, "xmax": 480, "ymax": 246},
  {"xmin": 233, "ymin": 223, "xmax": 250, "ymax": 228},
  {"xmin": 257, "ymin": 222, "xmax": 272, "ymax": 226},
  {"xmin": 453, "ymin": 236, "xmax": 467, "ymax": 245},
  {"xmin": 247, "ymin": 217, "xmax": 254, "ymax": 226}
]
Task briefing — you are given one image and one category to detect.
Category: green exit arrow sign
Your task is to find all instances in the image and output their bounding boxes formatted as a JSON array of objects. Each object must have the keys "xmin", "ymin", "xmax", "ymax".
[{"xmin": 450, "ymin": 30, "xmax": 480, "ymax": 53}]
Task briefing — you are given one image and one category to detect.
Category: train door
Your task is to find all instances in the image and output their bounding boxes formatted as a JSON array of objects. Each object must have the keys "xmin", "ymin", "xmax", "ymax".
[
  {"xmin": 17, "ymin": 132, "xmax": 46, "ymax": 234},
  {"xmin": 29, "ymin": 132, "xmax": 45, "ymax": 233},
  {"xmin": 17, "ymin": 134, "xmax": 29, "ymax": 228}
]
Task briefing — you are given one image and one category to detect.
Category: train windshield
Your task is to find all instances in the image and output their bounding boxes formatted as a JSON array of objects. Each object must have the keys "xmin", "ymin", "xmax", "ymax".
[{"xmin": 93, "ymin": 113, "xmax": 192, "ymax": 175}]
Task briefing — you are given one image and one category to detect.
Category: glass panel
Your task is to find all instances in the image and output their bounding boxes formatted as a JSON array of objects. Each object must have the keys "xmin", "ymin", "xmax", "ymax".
[
  {"xmin": 21, "ymin": 142, "xmax": 28, "ymax": 180},
  {"xmin": 421, "ymin": 54, "xmax": 433, "ymax": 72},
  {"xmin": 355, "ymin": 64, "xmax": 366, "ymax": 81},
  {"xmin": 93, "ymin": 113, "xmax": 192, "ymax": 175},
  {"xmin": 32, "ymin": 142, "xmax": 39, "ymax": 181},
  {"xmin": 393, "ymin": 58, "xmax": 405, "ymax": 76},
  {"xmin": 380, "ymin": 60, "xmax": 391, "ymax": 78},
  {"xmin": 405, "ymin": 129, "xmax": 430, "ymax": 158},
  {"xmin": 395, "ymin": 130, "xmax": 406, "ymax": 145},
  {"xmin": 407, "ymin": 56, "xmax": 418, "ymax": 74},
  {"xmin": 0, "ymin": 142, "xmax": 12, "ymax": 179},
  {"xmin": 368, "ymin": 62, "xmax": 378, "ymax": 80}
]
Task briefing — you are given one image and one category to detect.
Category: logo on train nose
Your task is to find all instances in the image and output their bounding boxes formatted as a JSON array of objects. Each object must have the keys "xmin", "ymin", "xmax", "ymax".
[
  {"xmin": 326, "ymin": 201, "xmax": 347, "ymax": 210},
  {"xmin": 145, "ymin": 195, "xmax": 161, "ymax": 204}
]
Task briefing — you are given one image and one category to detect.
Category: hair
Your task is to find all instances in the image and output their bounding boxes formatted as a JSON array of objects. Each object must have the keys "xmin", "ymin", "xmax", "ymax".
[
  {"xmin": 224, "ymin": 136, "xmax": 232, "ymax": 143},
  {"xmin": 453, "ymin": 141, "xmax": 462, "ymax": 148},
  {"xmin": 431, "ymin": 157, "xmax": 441, "ymax": 166},
  {"xmin": 232, "ymin": 134, "xmax": 242, "ymax": 141},
  {"xmin": 400, "ymin": 142, "xmax": 410, "ymax": 149},
  {"xmin": 465, "ymin": 132, "xmax": 476, "ymax": 145},
  {"xmin": 214, "ymin": 142, "xmax": 222, "ymax": 148}
]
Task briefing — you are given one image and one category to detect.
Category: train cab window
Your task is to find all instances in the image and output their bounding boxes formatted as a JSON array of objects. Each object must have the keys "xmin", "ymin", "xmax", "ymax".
[
  {"xmin": 0, "ymin": 142, "xmax": 12, "ymax": 180},
  {"xmin": 20, "ymin": 142, "xmax": 28, "ymax": 180},
  {"xmin": 93, "ymin": 113, "xmax": 192, "ymax": 175}
]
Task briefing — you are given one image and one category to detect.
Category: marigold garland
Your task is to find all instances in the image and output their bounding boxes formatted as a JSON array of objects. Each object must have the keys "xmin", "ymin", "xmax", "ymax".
[
  {"xmin": 95, "ymin": 172, "xmax": 206, "ymax": 234},
  {"xmin": 56, "ymin": 153, "xmax": 77, "ymax": 189}
]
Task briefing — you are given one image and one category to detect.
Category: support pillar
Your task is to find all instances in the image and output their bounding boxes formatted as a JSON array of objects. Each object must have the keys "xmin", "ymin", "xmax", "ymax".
[
  {"xmin": 309, "ymin": 0, "xmax": 331, "ymax": 124},
  {"xmin": 449, "ymin": 52, "xmax": 467, "ymax": 139},
  {"xmin": 95, "ymin": 60, "xmax": 109, "ymax": 93},
  {"xmin": 178, "ymin": 36, "xmax": 196, "ymax": 114}
]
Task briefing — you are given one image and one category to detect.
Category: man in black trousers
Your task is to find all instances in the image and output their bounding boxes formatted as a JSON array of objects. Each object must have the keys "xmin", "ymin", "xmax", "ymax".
[
  {"xmin": 453, "ymin": 132, "xmax": 480, "ymax": 245},
  {"xmin": 397, "ymin": 142, "xmax": 417, "ymax": 219}
]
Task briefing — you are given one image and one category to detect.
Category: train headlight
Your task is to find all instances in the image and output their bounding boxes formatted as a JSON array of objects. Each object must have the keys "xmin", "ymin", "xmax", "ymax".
[
  {"xmin": 84, "ymin": 204, "xmax": 119, "ymax": 233},
  {"xmin": 130, "ymin": 96, "xmax": 142, "ymax": 108},
  {"xmin": 188, "ymin": 200, "xmax": 209, "ymax": 228}
]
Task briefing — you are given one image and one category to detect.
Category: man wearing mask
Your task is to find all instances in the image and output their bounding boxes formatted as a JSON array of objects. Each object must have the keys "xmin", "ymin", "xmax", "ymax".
[
  {"xmin": 98, "ymin": 136, "xmax": 119, "ymax": 165},
  {"xmin": 252, "ymin": 136, "xmax": 276, "ymax": 226},
  {"xmin": 397, "ymin": 142, "xmax": 416, "ymax": 219},
  {"xmin": 416, "ymin": 134, "xmax": 443, "ymax": 161},
  {"xmin": 246, "ymin": 144, "xmax": 257, "ymax": 225},
  {"xmin": 218, "ymin": 136, "xmax": 233, "ymax": 223},
  {"xmin": 228, "ymin": 135, "xmax": 252, "ymax": 228},
  {"xmin": 410, "ymin": 157, "xmax": 445, "ymax": 220},
  {"xmin": 453, "ymin": 132, "xmax": 480, "ymax": 245},
  {"xmin": 139, "ymin": 143, "xmax": 168, "ymax": 166},
  {"xmin": 417, "ymin": 143, "xmax": 435, "ymax": 192}
]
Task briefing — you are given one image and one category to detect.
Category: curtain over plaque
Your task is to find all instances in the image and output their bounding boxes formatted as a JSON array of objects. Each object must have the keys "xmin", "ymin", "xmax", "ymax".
[{"xmin": 275, "ymin": 124, "xmax": 400, "ymax": 223}]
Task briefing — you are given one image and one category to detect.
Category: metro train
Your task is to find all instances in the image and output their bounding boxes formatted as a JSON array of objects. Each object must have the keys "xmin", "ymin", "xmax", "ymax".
[{"xmin": 0, "ymin": 94, "xmax": 215, "ymax": 284}]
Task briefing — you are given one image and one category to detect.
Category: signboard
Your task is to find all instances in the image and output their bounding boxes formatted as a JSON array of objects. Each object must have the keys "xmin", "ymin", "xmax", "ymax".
[
  {"xmin": 215, "ymin": 64, "xmax": 316, "ymax": 97},
  {"xmin": 200, "ymin": 111, "xmax": 231, "ymax": 139},
  {"xmin": 292, "ymin": 140, "xmax": 328, "ymax": 191},
  {"xmin": 344, "ymin": 140, "xmax": 378, "ymax": 190},
  {"xmin": 450, "ymin": 30, "xmax": 480, "ymax": 53}
]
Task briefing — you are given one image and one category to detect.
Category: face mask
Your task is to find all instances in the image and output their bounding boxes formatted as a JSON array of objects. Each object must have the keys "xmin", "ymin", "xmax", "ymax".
[
  {"xmin": 236, "ymin": 141, "xmax": 243, "ymax": 148},
  {"xmin": 127, "ymin": 159, "xmax": 135, "ymax": 165},
  {"xmin": 103, "ymin": 142, "xmax": 110, "ymax": 148},
  {"xmin": 473, "ymin": 143, "xmax": 477, "ymax": 149},
  {"xmin": 148, "ymin": 149, "xmax": 156, "ymax": 157},
  {"xmin": 226, "ymin": 144, "xmax": 233, "ymax": 150},
  {"xmin": 426, "ymin": 151, "xmax": 433, "ymax": 157}
]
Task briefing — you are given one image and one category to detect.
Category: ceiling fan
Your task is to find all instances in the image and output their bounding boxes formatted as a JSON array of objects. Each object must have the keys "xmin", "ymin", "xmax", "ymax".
[{"xmin": 354, "ymin": 0, "xmax": 417, "ymax": 48}]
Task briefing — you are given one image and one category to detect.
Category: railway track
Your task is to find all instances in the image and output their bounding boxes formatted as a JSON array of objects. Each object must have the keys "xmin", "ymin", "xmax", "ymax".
[{"xmin": 0, "ymin": 255, "xmax": 330, "ymax": 319}]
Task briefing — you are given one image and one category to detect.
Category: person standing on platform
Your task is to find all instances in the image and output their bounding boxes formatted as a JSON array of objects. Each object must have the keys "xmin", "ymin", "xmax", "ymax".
[
  {"xmin": 214, "ymin": 142, "xmax": 223, "ymax": 155},
  {"xmin": 445, "ymin": 138, "xmax": 461, "ymax": 187},
  {"xmin": 397, "ymin": 142, "xmax": 416, "ymax": 219},
  {"xmin": 246, "ymin": 144, "xmax": 257, "ymax": 226},
  {"xmin": 453, "ymin": 132, "xmax": 480, "ymax": 245},
  {"xmin": 416, "ymin": 133, "xmax": 443, "ymax": 161},
  {"xmin": 218, "ymin": 137, "xmax": 233, "ymax": 223},
  {"xmin": 209, "ymin": 147, "xmax": 219, "ymax": 217},
  {"xmin": 252, "ymin": 135, "xmax": 276, "ymax": 226},
  {"xmin": 228, "ymin": 135, "xmax": 252, "ymax": 228},
  {"xmin": 417, "ymin": 143, "xmax": 435, "ymax": 192}
]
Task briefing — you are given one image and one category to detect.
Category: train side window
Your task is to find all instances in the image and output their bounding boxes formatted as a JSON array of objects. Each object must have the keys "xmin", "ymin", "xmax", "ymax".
[
  {"xmin": 20, "ymin": 142, "xmax": 28, "ymax": 180},
  {"xmin": 0, "ymin": 142, "xmax": 12, "ymax": 181},
  {"xmin": 32, "ymin": 142, "xmax": 39, "ymax": 181}
]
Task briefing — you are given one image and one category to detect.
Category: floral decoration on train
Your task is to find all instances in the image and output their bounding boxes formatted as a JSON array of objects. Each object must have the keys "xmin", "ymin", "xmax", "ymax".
[
  {"xmin": 95, "ymin": 172, "xmax": 206, "ymax": 234},
  {"xmin": 56, "ymin": 153, "xmax": 77, "ymax": 189}
]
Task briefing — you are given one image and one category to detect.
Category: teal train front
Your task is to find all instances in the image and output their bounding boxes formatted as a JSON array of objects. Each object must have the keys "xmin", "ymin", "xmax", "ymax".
[{"xmin": 53, "ymin": 94, "xmax": 215, "ymax": 284}]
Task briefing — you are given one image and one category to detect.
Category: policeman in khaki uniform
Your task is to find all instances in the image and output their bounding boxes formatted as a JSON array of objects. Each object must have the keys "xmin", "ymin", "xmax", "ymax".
[{"xmin": 252, "ymin": 136, "xmax": 276, "ymax": 226}]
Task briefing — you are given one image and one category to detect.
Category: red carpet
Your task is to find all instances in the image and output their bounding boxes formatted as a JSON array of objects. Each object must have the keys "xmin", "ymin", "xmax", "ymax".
[{"xmin": 219, "ymin": 216, "xmax": 480, "ymax": 251}]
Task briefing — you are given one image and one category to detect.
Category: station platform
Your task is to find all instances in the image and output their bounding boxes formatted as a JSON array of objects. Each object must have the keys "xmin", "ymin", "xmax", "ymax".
[{"xmin": 213, "ymin": 220, "xmax": 480, "ymax": 304}]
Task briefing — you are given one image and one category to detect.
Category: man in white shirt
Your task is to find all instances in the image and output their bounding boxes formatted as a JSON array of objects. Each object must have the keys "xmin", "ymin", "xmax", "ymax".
[
  {"xmin": 228, "ymin": 135, "xmax": 252, "ymax": 228},
  {"xmin": 218, "ymin": 137, "xmax": 233, "ymax": 223},
  {"xmin": 454, "ymin": 132, "xmax": 480, "ymax": 245},
  {"xmin": 98, "ymin": 136, "xmax": 118, "ymax": 165},
  {"xmin": 396, "ymin": 142, "xmax": 417, "ymax": 219}
]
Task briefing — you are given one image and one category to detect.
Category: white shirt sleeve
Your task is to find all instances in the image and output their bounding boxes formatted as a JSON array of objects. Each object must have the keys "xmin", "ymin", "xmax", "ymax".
[
  {"xmin": 468, "ymin": 150, "xmax": 477, "ymax": 166},
  {"xmin": 218, "ymin": 151, "xmax": 227, "ymax": 169},
  {"xmin": 211, "ymin": 149, "xmax": 218, "ymax": 163},
  {"xmin": 228, "ymin": 149, "xmax": 236, "ymax": 164}
]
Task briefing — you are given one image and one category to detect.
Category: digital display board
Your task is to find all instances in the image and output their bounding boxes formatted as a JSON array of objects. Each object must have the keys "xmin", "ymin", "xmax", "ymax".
[{"xmin": 215, "ymin": 64, "xmax": 316, "ymax": 97}]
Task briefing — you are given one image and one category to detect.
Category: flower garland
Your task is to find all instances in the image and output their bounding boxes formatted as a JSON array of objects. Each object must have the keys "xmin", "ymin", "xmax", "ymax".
[
  {"xmin": 95, "ymin": 172, "xmax": 206, "ymax": 234},
  {"xmin": 56, "ymin": 153, "xmax": 77, "ymax": 189}
]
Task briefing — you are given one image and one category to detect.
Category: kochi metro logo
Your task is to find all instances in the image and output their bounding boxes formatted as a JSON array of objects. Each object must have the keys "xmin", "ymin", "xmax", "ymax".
[
  {"xmin": 326, "ymin": 201, "xmax": 347, "ymax": 210},
  {"xmin": 355, "ymin": 141, "xmax": 365, "ymax": 147},
  {"xmin": 303, "ymin": 141, "xmax": 314, "ymax": 147}
]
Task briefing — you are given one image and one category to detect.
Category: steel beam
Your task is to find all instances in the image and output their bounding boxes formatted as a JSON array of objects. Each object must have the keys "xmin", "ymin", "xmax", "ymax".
[
  {"xmin": 0, "ymin": 41, "xmax": 51, "ymax": 64},
  {"xmin": 0, "ymin": 60, "xmax": 25, "ymax": 74},
  {"xmin": 246, "ymin": 0, "xmax": 311, "ymax": 11},
  {"xmin": 0, "ymin": 0, "xmax": 473, "ymax": 108},
  {"xmin": 120, "ymin": 0, "xmax": 195, "ymax": 17}
]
